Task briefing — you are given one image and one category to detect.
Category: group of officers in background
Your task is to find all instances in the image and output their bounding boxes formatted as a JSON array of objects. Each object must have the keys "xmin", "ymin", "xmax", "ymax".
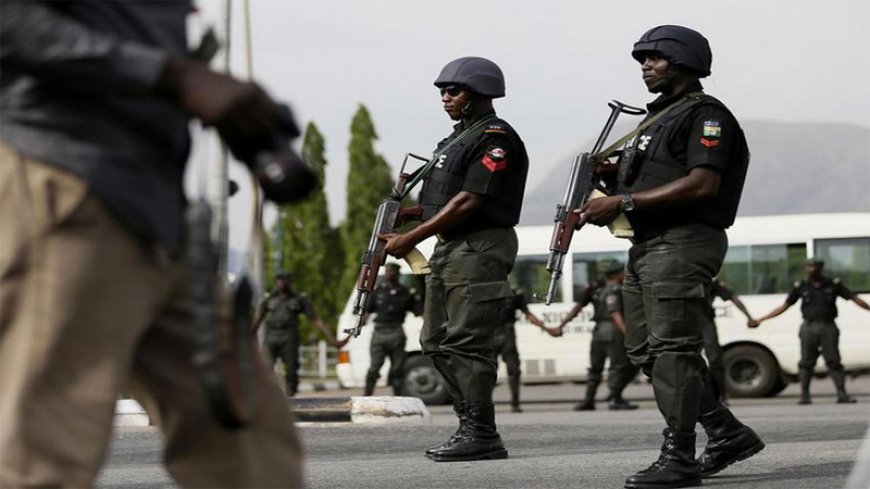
[{"xmin": 253, "ymin": 24, "xmax": 870, "ymax": 488}]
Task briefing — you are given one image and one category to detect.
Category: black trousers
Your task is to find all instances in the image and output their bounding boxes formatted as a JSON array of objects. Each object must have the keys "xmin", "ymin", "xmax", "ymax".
[
  {"xmin": 264, "ymin": 328, "xmax": 300, "ymax": 394},
  {"xmin": 623, "ymin": 223, "xmax": 727, "ymax": 431}
]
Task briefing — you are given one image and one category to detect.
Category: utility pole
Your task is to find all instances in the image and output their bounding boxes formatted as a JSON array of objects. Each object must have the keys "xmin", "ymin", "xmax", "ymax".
[{"xmin": 211, "ymin": 0, "xmax": 232, "ymax": 279}]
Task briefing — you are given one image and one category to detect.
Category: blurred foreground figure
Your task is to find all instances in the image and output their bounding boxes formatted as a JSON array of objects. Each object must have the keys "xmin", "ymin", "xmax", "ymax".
[
  {"xmin": 0, "ymin": 2, "xmax": 307, "ymax": 487},
  {"xmin": 579, "ymin": 25, "xmax": 763, "ymax": 488}
]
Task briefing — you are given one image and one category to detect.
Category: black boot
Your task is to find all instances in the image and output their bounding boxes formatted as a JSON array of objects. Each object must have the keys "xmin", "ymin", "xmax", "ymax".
[
  {"xmin": 575, "ymin": 380, "xmax": 599, "ymax": 411},
  {"xmin": 425, "ymin": 402, "xmax": 467, "ymax": 458},
  {"xmin": 363, "ymin": 369, "xmax": 378, "ymax": 397},
  {"xmin": 431, "ymin": 403, "xmax": 508, "ymax": 462},
  {"xmin": 625, "ymin": 429, "xmax": 701, "ymax": 488},
  {"xmin": 831, "ymin": 369, "xmax": 857, "ymax": 403},
  {"xmin": 798, "ymin": 369, "xmax": 812, "ymax": 405},
  {"xmin": 509, "ymin": 376, "xmax": 523, "ymax": 413},
  {"xmin": 390, "ymin": 377, "xmax": 403, "ymax": 397},
  {"xmin": 609, "ymin": 392, "xmax": 638, "ymax": 410},
  {"xmin": 696, "ymin": 405, "xmax": 765, "ymax": 477}
]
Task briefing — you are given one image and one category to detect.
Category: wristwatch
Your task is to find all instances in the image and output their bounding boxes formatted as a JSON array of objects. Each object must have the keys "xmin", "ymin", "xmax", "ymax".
[{"xmin": 620, "ymin": 194, "xmax": 636, "ymax": 213}]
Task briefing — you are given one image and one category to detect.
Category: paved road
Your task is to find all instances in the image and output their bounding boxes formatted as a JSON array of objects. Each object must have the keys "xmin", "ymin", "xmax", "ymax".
[{"xmin": 97, "ymin": 377, "xmax": 870, "ymax": 488}]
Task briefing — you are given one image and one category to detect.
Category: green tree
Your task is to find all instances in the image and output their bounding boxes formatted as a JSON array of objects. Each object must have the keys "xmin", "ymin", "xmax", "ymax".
[
  {"xmin": 267, "ymin": 122, "xmax": 344, "ymax": 342},
  {"xmin": 339, "ymin": 104, "xmax": 395, "ymax": 303}
]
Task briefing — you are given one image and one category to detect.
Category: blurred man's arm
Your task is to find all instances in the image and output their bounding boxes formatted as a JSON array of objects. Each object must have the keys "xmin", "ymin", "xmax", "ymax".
[{"xmin": 0, "ymin": 2, "xmax": 170, "ymax": 94}]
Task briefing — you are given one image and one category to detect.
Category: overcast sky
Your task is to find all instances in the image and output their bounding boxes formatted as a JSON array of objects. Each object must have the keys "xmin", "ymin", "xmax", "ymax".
[{"xmin": 188, "ymin": 0, "xmax": 869, "ymax": 249}]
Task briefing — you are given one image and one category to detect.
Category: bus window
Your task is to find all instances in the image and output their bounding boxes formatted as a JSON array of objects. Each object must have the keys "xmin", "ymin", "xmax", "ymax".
[
  {"xmin": 511, "ymin": 254, "xmax": 557, "ymax": 303},
  {"xmin": 815, "ymin": 237, "xmax": 870, "ymax": 293},
  {"xmin": 572, "ymin": 252, "xmax": 628, "ymax": 299},
  {"xmin": 719, "ymin": 243, "xmax": 807, "ymax": 295}
]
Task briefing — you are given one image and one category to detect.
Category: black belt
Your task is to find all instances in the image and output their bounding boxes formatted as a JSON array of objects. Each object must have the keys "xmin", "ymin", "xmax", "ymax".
[{"xmin": 439, "ymin": 226, "xmax": 508, "ymax": 242}]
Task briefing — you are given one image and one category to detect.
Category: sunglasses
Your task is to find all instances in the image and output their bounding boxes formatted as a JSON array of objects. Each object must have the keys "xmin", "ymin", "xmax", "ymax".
[{"xmin": 439, "ymin": 85, "xmax": 465, "ymax": 97}]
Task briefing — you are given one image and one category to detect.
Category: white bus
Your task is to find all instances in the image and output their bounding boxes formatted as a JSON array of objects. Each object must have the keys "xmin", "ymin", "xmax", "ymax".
[{"xmin": 336, "ymin": 213, "xmax": 870, "ymax": 404}]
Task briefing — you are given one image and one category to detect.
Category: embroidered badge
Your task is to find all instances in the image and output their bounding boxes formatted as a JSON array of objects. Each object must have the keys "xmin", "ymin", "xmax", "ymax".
[
  {"xmin": 606, "ymin": 295, "xmax": 617, "ymax": 306},
  {"xmin": 702, "ymin": 120, "xmax": 722, "ymax": 137},
  {"xmin": 481, "ymin": 147, "xmax": 508, "ymax": 172},
  {"xmin": 700, "ymin": 138, "xmax": 720, "ymax": 148}
]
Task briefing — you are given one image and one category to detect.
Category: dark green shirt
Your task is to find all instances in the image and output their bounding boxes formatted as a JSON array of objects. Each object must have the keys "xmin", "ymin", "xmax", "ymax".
[
  {"xmin": 260, "ymin": 291, "xmax": 313, "ymax": 331},
  {"xmin": 369, "ymin": 283, "xmax": 416, "ymax": 325},
  {"xmin": 786, "ymin": 276, "xmax": 852, "ymax": 321},
  {"xmin": 592, "ymin": 283, "xmax": 623, "ymax": 341}
]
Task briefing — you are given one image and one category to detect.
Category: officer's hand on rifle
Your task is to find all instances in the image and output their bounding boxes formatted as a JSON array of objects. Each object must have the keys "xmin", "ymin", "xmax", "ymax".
[
  {"xmin": 379, "ymin": 232, "xmax": 416, "ymax": 259},
  {"xmin": 576, "ymin": 195, "xmax": 623, "ymax": 226}
]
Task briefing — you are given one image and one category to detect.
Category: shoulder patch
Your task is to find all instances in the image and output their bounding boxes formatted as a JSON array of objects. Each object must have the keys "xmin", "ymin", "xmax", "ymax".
[
  {"xmin": 833, "ymin": 277, "xmax": 841, "ymax": 284},
  {"xmin": 484, "ymin": 123, "xmax": 507, "ymax": 135},
  {"xmin": 793, "ymin": 280, "xmax": 802, "ymax": 288},
  {"xmin": 702, "ymin": 120, "xmax": 722, "ymax": 138},
  {"xmin": 606, "ymin": 295, "xmax": 618, "ymax": 306},
  {"xmin": 481, "ymin": 147, "xmax": 508, "ymax": 172}
]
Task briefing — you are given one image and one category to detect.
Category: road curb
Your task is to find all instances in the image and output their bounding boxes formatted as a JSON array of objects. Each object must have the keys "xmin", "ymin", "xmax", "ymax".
[
  {"xmin": 297, "ymin": 380, "xmax": 343, "ymax": 393},
  {"xmin": 114, "ymin": 399, "xmax": 150, "ymax": 427},
  {"xmin": 114, "ymin": 395, "xmax": 430, "ymax": 426},
  {"xmin": 292, "ymin": 396, "xmax": 431, "ymax": 424}
]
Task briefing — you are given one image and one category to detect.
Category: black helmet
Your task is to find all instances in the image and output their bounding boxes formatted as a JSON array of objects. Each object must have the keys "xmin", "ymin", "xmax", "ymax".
[
  {"xmin": 275, "ymin": 271, "xmax": 293, "ymax": 281},
  {"xmin": 434, "ymin": 57, "xmax": 505, "ymax": 98},
  {"xmin": 806, "ymin": 257, "xmax": 825, "ymax": 266},
  {"xmin": 632, "ymin": 25, "xmax": 712, "ymax": 77}
]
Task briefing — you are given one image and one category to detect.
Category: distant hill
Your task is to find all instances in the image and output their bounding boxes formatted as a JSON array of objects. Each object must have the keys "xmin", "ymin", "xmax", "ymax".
[{"xmin": 520, "ymin": 121, "xmax": 870, "ymax": 226}]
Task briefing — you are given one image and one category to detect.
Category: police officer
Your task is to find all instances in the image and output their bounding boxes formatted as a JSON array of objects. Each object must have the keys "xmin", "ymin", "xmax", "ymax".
[
  {"xmin": 496, "ymin": 288, "xmax": 550, "ymax": 413},
  {"xmin": 580, "ymin": 26, "xmax": 764, "ymax": 487},
  {"xmin": 363, "ymin": 263, "xmax": 421, "ymax": 396},
  {"xmin": 252, "ymin": 272, "xmax": 342, "ymax": 397},
  {"xmin": 755, "ymin": 257, "xmax": 870, "ymax": 404},
  {"xmin": 704, "ymin": 278, "xmax": 759, "ymax": 403},
  {"xmin": 556, "ymin": 260, "xmax": 640, "ymax": 411},
  {"xmin": 381, "ymin": 56, "xmax": 529, "ymax": 462}
]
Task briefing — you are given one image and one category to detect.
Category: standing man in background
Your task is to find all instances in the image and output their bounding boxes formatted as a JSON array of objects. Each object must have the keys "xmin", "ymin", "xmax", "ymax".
[
  {"xmin": 704, "ymin": 278, "xmax": 759, "ymax": 403},
  {"xmin": 253, "ymin": 272, "xmax": 343, "ymax": 397},
  {"xmin": 496, "ymin": 288, "xmax": 551, "ymax": 412},
  {"xmin": 380, "ymin": 56, "xmax": 529, "ymax": 462},
  {"xmin": 755, "ymin": 257, "xmax": 870, "ymax": 404},
  {"xmin": 579, "ymin": 25, "xmax": 764, "ymax": 487},
  {"xmin": 363, "ymin": 262, "xmax": 421, "ymax": 396},
  {"xmin": 0, "ymin": 2, "xmax": 304, "ymax": 486},
  {"xmin": 556, "ymin": 260, "xmax": 640, "ymax": 411}
]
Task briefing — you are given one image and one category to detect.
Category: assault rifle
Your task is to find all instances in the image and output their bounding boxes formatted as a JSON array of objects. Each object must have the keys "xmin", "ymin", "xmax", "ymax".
[
  {"xmin": 345, "ymin": 154, "xmax": 432, "ymax": 337},
  {"xmin": 543, "ymin": 100, "xmax": 645, "ymax": 305}
]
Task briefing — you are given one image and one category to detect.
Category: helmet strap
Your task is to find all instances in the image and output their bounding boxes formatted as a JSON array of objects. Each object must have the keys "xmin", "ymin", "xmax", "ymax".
[{"xmin": 461, "ymin": 93, "xmax": 477, "ymax": 117}]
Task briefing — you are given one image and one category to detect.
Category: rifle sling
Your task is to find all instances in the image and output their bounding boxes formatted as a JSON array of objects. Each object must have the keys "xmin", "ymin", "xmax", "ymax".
[
  {"xmin": 394, "ymin": 114, "xmax": 498, "ymax": 199},
  {"xmin": 593, "ymin": 91, "xmax": 704, "ymax": 161}
]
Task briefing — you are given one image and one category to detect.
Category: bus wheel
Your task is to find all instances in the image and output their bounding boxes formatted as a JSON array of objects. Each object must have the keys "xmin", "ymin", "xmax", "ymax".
[
  {"xmin": 724, "ymin": 345, "xmax": 780, "ymax": 398},
  {"xmin": 402, "ymin": 355, "xmax": 449, "ymax": 405}
]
